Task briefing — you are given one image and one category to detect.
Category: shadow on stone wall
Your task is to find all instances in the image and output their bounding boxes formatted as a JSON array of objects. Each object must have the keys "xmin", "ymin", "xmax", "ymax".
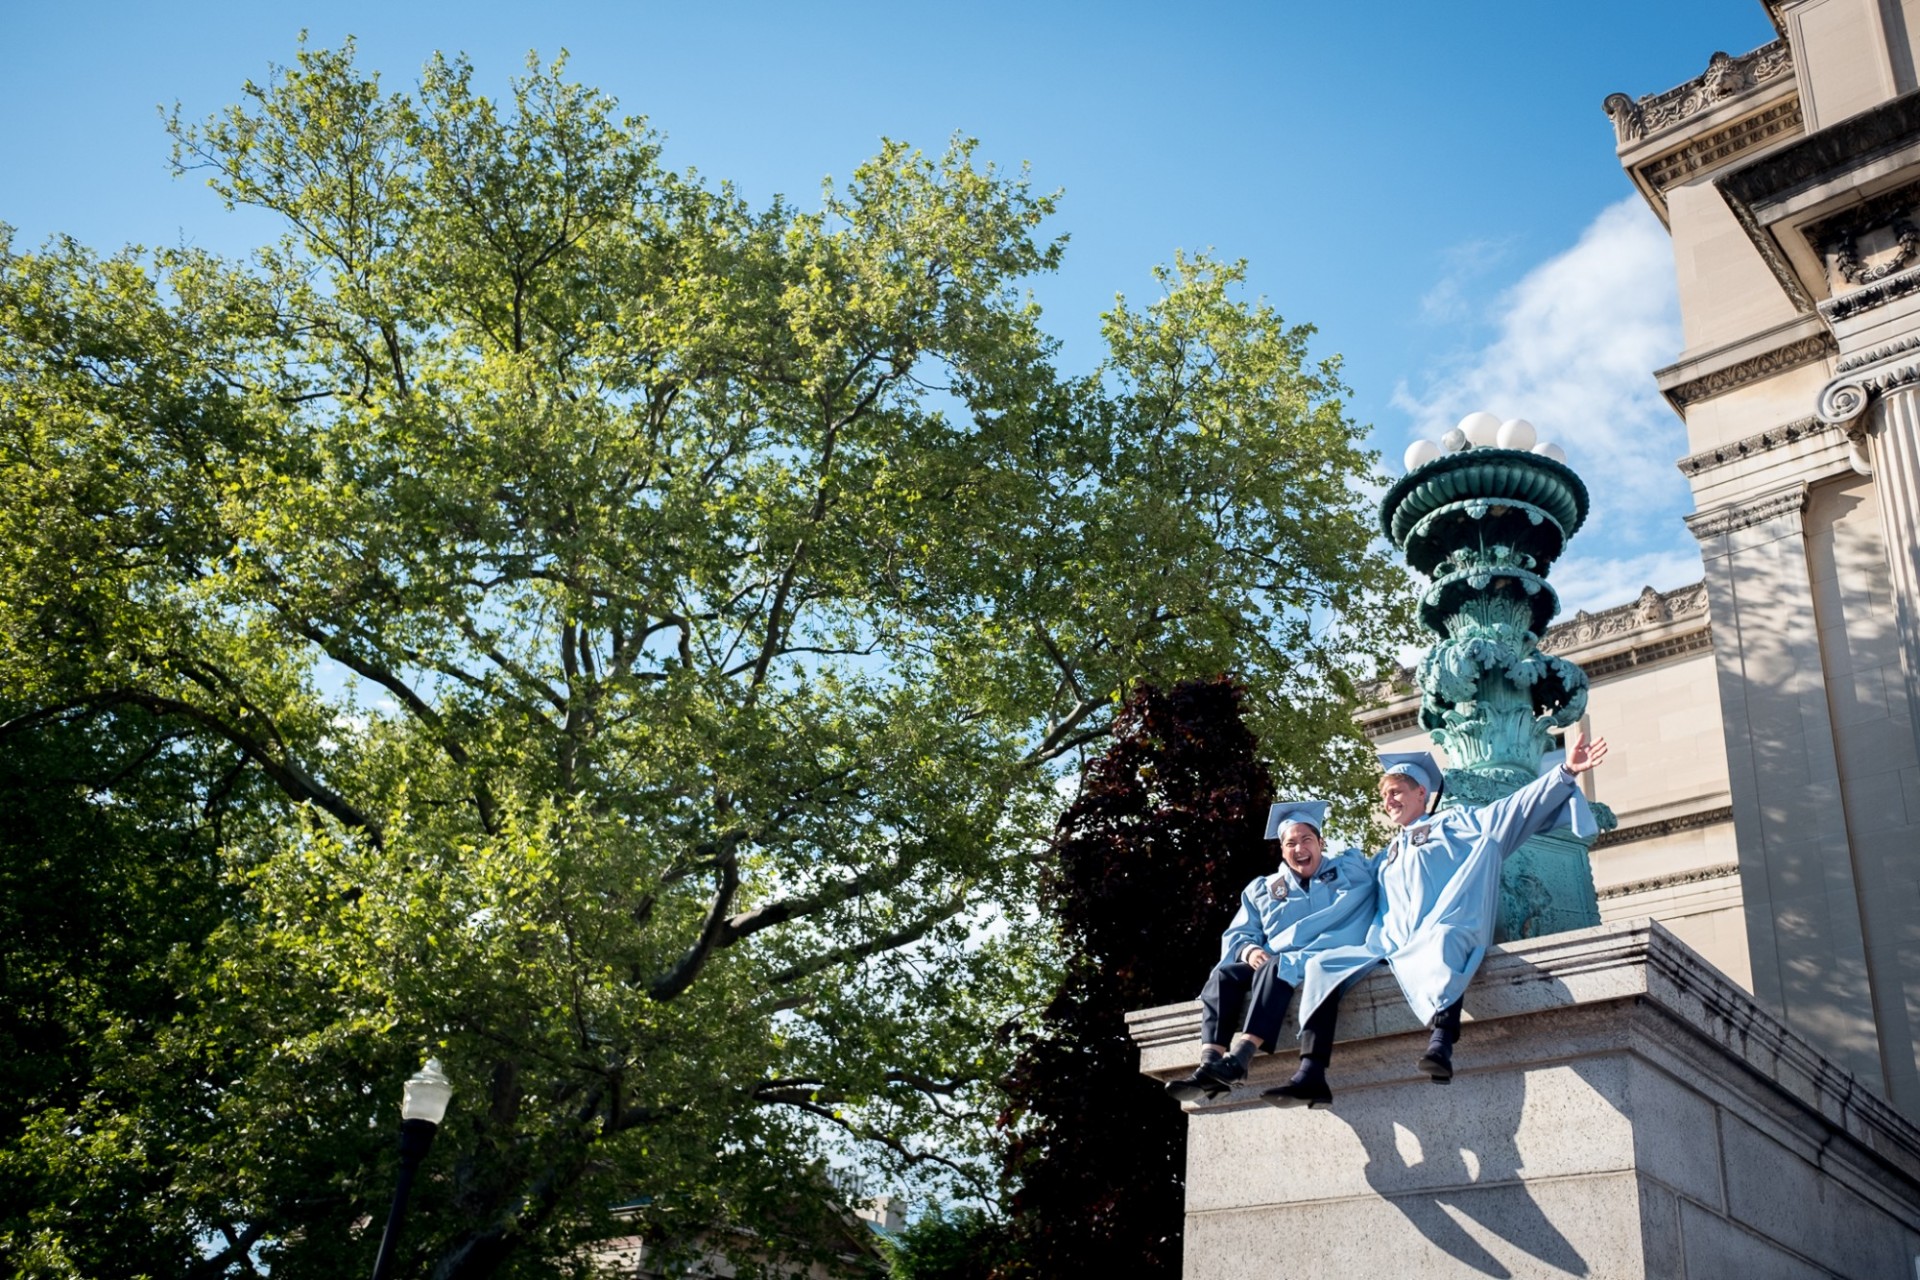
[
  {"xmin": 1324, "ymin": 964, "xmax": 1597, "ymax": 1278},
  {"xmin": 1329, "ymin": 1072, "xmax": 1593, "ymax": 1277}
]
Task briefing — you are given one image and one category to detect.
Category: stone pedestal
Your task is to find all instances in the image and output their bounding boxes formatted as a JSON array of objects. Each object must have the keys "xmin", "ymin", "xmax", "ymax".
[{"xmin": 1128, "ymin": 920, "xmax": 1920, "ymax": 1279}]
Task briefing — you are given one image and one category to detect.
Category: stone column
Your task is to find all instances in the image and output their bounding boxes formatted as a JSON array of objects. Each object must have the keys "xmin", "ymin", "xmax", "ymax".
[
  {"xmin": 1824, "ymin": 377, "xmax": 1920, "ymax": 733},
  {"xmin": 1685, "ymin": 483, "xmax": 1885, "ymax": 1091}
]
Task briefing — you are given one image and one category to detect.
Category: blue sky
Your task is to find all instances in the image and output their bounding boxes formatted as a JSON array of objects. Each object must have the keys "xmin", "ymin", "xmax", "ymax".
[{"xmin": 2, "ymin": 0, "xmax": 1783, "ymax": 615}]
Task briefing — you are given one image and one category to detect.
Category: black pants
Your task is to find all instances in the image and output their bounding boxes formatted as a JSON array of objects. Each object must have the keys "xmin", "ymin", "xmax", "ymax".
[
  {"xmin": 1298, "ymin": 972, "xmax": 1463, "ymax": 1066},
  {"xmin": 1199, "ymin": 958, "xmax": 1296, "ymax": 1049}
]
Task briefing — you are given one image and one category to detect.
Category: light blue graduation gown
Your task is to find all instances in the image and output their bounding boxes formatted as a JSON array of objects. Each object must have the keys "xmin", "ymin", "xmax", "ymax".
[
  {"xmin": 1218, "ymin": 849, "xmax": 1379, "ymax": 987},
  {"xmin": 1297, "ymin": 767, "xmax": 1591, "ymax": 1027}
]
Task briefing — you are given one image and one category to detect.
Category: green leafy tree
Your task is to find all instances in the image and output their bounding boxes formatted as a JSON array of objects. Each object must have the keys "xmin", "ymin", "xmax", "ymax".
[
  {"xmin": 881, "ymin": 1205, "xmax": 1010, "ymax": 1280},
  {"xmin": 0, "ymin": 40, "xmax": 1406, "ymax": 1278}
]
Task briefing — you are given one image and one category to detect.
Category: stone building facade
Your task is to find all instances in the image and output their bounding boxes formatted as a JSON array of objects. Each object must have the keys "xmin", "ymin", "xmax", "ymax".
[{"xmin": 1371, "ymin": 0, "xmax": 1920, "ymax": 1122}]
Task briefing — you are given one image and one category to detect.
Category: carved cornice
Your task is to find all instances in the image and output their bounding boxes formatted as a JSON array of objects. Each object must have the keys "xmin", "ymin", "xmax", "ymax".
[
  {"xmin": 1605, "ymin": 41, "xmax": 1794, "ymax": 146},
  {"xmin": 1574, "ymin": 625, "xmax": 1714, "ymax": 681},
  {"xmin": 1837, "ymin": 333, "xmax": 1920, "ymax": 373},
  {"xmin": 1663, "ymin": 333, "xmax": 1835, "ymax": 409},
  {"xmin": 1720, "ymin": 92, "xmax": 1920, "ymax": 208},
  {"xmin": 1591, "ymin": 811, "xmax": 1735, "ymax": 856},
  {"xmin": 1685, "ymin": 486, "xmax": 1808, "ymax": 540},
  {"xmin": 1365, "ymin": 705, "xmax": 1420, "ymax": 736},
  {"xmin": 1539, "ymin": 582, "xmax": 1710, "ymax": 655},
  {"xmin": 1819, "ymin": 263, "xmax": 1920, "ymax": 323},
  {"xmin": 1636, "ymin": 97, "xmax": 1803, "ymax": 200},
  {"xmin": 1717, "ymin": 93, "xmax": 1920, "ymax": 314},
  {"xmin": 1677, "ymin": 416, "xmax": 1832, "ymax": 476}
]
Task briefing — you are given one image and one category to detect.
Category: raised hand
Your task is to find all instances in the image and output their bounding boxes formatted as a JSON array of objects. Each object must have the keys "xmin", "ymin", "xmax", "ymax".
[{"xmin": 1564, "ymin": 725, "xmax": 1610, "ymax": 775}]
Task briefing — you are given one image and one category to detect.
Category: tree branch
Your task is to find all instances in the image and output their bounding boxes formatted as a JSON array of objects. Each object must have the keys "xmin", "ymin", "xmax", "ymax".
[
  {"xmin": 765, "ymin": 894, "xmax": 969, "ymax": 987},
  {"xmin": 1026, "ymin": 696, "xmax": 1108, "ymax": 765},
  {"xmin": 2, "ymin": 691, "xmax": 380, "ymax": 841},
  {"xmin": 282, "ymin": 614, "xmax": 498, "ymax": 833},
  {"xmin": 719, "ymin": 845, "xmax": 922, "ymax": 946},
  {"xmin": 646, "ymin": 830, "xmax": 744, "ymax": 1002}
]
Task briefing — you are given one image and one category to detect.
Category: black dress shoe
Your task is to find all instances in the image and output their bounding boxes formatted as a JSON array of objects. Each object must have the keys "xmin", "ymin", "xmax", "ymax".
[
  {"xmin": 1164, "ymin": 1070, "xmax": 1231, "ymax": 1103},
  {"xmin": 1260, "ymin": 1064, "xmax": 1333, "ymax": 1110},
  {"xmin": 1165, "ymin": 1049, "xmax": 1246, "ymax": 1103},
  {"xmin": 1417, "ymin": 1040, "xmax": 1454, "ymax": 1083}
]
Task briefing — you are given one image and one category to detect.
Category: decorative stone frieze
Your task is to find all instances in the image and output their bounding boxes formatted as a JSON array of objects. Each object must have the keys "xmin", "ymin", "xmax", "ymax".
[
  {"xmin": 1676, "ymin": 416, "xmax": 1831, "ymax": 476},
  {"xmin": 1604, "ymin": 41, "xmax": 1793, "ymax": 145},
  {"xmin": 1539, "ymin": 583, "xmax": 1710, "ymax": 654},
  {"xmin": 1683, "ymin": 486, "xmax": 1808, "ymax": 540},
  {"xmin": 1837, "ymin": 333, "xmax": 1920, "ymax": 373},
  {"xmin": 1595, "ymin": 858, "xmax": 1739, "ymax": 896},
  {"xmin": 1635, "ymin": 97, "xmax": 1803, "ymax": 198},
  {"xmin": 1591, "ymin": 810, "xmax": 1736, "ymax": 854},
  {"xmin": 1663, "ymin": 334, "xmax": 1834, "ymax": 410},
  {"xmin": 1820, "ymin": 262, "xmax": 1920, "ymax": 323}
]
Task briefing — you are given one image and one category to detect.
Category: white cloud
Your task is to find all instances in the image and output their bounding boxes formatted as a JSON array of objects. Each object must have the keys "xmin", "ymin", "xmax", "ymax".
[
  {"xmin": 1418, "ymin": 237, "xmax": 1513, "ymax": 324},
  {"xmin": 1550, "ymin": 547, "xmax": 1705, "ymax": 618},
  {"xmin": 1391, "ymin": 197, "xmax": 1698, "ymax": 614}
]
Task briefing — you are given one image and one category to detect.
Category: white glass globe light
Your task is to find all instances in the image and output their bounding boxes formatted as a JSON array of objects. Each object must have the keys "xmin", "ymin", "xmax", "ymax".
[
  {"xmin": 401, "ymin": 1058, "xmax": 455, "ymax": 1125},
  {"xmin": 1532, "ymin": 441, "xmax": 1567, "ymax": 464},
  {"xmin": 1440, "ymin": 428, "xmax": 1469, "ymax": 453},
  {"xmin": 1403, "ymin": 439, "xmax": 1441, "ymax": 471},
  {"xmin": 1496, "ymin": 418, "xmax": 1537, "ymax": 451},
  {"xmin": 1459, "ymin": 411, "xmax": 1502, "ymax": 449}
]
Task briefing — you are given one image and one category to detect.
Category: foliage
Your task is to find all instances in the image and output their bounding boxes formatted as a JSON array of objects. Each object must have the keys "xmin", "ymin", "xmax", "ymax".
[
  {"xmin": 994, "ymin": 678, "xmax": 1278, "ymax": 1277},
  {"xmin": 0, "ymin": 705, "xmax": 265, "ymax": 1275},
  {"xmin": 880, "ymin": 1205, "xmax": 1010, "ymax": 1280},
  {"xmin": 0, "ymin": 38, "xmax": 1406, "ymax": 1279}
]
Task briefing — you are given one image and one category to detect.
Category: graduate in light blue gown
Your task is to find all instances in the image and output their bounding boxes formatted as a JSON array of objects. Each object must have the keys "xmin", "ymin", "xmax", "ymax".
[
  {"xmin": 1165, "ymin": 799, "xmax": 1379, "ymax": 1103},
  {"xmin": 1262, "ymin": 727, "xmax": 1609, "ymax": 1109}
]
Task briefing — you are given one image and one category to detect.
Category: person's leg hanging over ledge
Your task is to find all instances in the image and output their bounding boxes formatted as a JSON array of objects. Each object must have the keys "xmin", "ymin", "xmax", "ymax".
[
  {"xmin": 1418, "ymin": 994, "xmax": 1464, "ymax": 1083},
  {"xmin": 1262, "ymin": 967, "xmax": 1370, "ymax": 1110},
  {"xmin": 1167, "ymin": 960, "xmax": 1258, "ymax": 1102}
]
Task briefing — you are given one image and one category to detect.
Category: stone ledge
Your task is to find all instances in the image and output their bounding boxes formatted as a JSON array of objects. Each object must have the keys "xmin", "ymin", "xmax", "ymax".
[
  {"xmin": 1130, "ymin": 919, "xmax": 1667, "ymax": 1072},
  {"xmin": 1139, "ymin": 919, "xmax": 1920, "ymax": 1278},
  {"xmin": 1129, "ymin": 918, "xmax": 1920, "ymax": 1182}
]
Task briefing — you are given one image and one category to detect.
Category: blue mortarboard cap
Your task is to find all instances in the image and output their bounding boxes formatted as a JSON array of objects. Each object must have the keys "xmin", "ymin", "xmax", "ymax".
[
  {"xmin": 1264, "ymin": 799, "xmax": 1331, "ymax": 841},
  {"xmin": 1379, "ymin": 751, "xmax": 1441, "ymax": 794}
]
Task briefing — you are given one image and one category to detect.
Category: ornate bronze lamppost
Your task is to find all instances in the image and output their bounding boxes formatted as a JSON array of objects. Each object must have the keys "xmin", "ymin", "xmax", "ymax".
[{"xmin": 1381, "ymin": 413, "xmax": 1614, "ymax": 940}]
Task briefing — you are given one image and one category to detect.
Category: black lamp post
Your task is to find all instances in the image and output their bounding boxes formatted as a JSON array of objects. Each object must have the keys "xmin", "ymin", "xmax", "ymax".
[{"xmin": 370, "ymin": 1058, "xmax": 454, "ymax": 1280}]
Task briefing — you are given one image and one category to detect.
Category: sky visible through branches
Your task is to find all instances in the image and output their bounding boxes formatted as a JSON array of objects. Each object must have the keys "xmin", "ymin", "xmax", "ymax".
[{"xmin": 2, "ymin": 0, "xmax": 1781, "ymax": 615}]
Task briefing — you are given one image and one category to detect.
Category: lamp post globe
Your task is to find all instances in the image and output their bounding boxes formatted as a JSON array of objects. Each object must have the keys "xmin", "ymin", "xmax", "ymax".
[
  {"xmin": 371, "ymin": 1059, "xmax": 453, "ymax": 1280},
  {"xmin": 401, "ymin": 1058, "xmax": 454, "ymax": 1125}
]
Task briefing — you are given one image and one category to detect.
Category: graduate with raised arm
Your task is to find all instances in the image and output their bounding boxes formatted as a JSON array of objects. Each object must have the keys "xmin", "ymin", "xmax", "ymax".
[
  {"xmin": 1164, "ymin": 799, "xmax": 1378, "ymax": 1103},
  {"xmin": 1262, "ymin": 727, "xmax": 1609, "ymax": 1110}
]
